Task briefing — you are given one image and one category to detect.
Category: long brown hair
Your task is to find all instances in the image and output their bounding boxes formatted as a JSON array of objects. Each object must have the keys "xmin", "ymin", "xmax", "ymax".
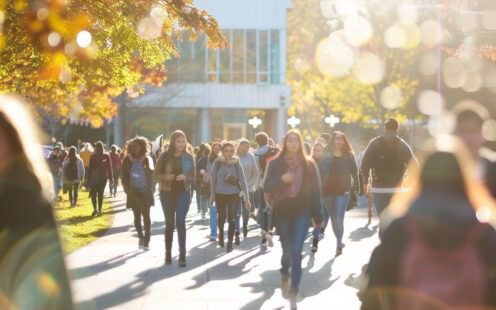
[
  {"xmin": 277, "ymin": 130, "xmax": 307, "ymax": 160},
  {"xmin": 209, "ymin": 142, "xmax": 222, "ymax": 162},
  {"xmin": 326, "ymin": 131, "xmax": 353, "ymax": 155},
  {"xmin": 129, "ymin": 136, "xmax": 150, "ymax": 158},
  {"xmin": 165, "ymin": 130, "xmax": 192, "ymax": 158}
]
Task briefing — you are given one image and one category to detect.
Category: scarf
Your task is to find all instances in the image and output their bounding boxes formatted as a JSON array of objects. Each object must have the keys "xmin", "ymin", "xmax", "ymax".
[{"xmin": 284, "ymin": 153, "xmax": 304, "ymax": 198}]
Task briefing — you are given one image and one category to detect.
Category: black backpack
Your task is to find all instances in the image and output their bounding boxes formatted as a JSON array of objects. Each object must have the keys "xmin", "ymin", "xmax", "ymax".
[
  {"xmin": 372, "ymin": 137, "xmax": 405, "ymax": 185},
  {"xmin": 65, "ymin": 160, "xmax": 78, "ymax": 180}
]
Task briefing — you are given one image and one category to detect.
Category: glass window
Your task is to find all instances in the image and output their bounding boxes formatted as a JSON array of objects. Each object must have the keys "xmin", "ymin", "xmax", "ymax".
[
  {"xmin": 258, "ymin": 30, "xmax": 269, "ymax": 83},
  {"xmin": 191, "ymin": 34, "xmax": 206, "ymax": 83},
  {"xmin": 219, "ymin": 30, "xmax": 231, "ymax": 83},
  {"xmin": 232, "ymin": 30, "xmax": 245, "ymax": 83},
  {"xmin": 270, "ymin": 30, "xmax": 280, "ymax": 84},
  {"xmin": 246, "ymin": 30, "xmax": 257, "ymax": 84},
  {"xmin": 207, "ymin": 45, "xmax": 218, "ymax": 83}
]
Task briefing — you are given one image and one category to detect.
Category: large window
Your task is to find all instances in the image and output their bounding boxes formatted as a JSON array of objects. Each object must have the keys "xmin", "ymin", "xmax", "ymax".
[{"xmin": 167, "ymin": 29, "xmax": 281, "ymax": 84}]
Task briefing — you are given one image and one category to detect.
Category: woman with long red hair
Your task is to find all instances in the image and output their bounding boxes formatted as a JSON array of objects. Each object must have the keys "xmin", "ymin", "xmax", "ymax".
[{"xmin": 263, "ymin": 130, "xmax": 323, "ymax": 307}]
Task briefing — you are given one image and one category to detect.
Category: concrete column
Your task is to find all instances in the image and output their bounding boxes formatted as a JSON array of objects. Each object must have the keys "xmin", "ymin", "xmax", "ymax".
[
  {"xmin": 113, "ymin": 111, "xmax": 122, "ymax": 147},
  {"xmin": 199, "ymin": 108, "xmax": 211, "ymax": 143},
  {"xmin": 276, "ymin": 107, "xmax": 287, "ymax": 144}
]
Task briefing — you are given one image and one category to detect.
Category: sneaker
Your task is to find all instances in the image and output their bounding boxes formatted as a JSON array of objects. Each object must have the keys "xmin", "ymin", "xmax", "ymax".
[
  {"xmin": 143, "ymin": 243, "xmax": 150, "ymax": 251},
  {"xmin": 91, "ymin": 210, "xmax": 97, "ymax": 217},
  {"xmin": 243, "ymin": 225, "xmax": 248, "ymax": 238},
  {"xmin": 138, "ymin": 237, "xmax": 144, "ymax": 249},
  {"xmin": 260, "ymin": 239, "xmax": 267, "ymax": 251},
  {"xmin": 266, "ymin": 233, "xmax": 274, "ymax": 247},
  {"xmin": 165, "ymin": 252, "xmax": 172, "ymax": 265},
  {"xmin": 209, "ymin": 236, "xmax": 216, "ymax": 242},
  {"xmin": 235, "ymin": 232, "xmax": 240, "ymax": 246},
  {"xmin": 281, "ymin": 273, "xmax": 290, "ymax": 299},
  {"xmin": 98, "ymin": 210, "xmax": 102, "ymax": 216},
  {"xmin": 179, "ymin": 251, "xmax": 186, "ymax": 267},
  {"xmin": 289, "ymin": 288, "xmax": 299, "ymax": 310},
  {"xmin": 227, "ymin": 243, "xmax": 233, "ymax": 253},
  {"xmin": 336, "ymin": 245, "xmax": 344, "ymax": 256},
  {"xmin": 311, "ymin": 238, "xmax": 319, "ymax": 253}
]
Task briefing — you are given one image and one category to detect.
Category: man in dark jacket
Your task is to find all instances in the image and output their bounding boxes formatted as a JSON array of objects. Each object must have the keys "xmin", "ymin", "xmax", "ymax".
[{"xmin": 361, "ymin": 119, "xmax": 417, "ymax": 238}]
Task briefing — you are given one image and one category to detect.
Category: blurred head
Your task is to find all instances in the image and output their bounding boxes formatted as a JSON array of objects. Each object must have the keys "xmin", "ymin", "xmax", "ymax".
[
  {"xmin": 209, "ymin": 142, "xmax": 222, "ymax": 161},
  {"xmin": 312, "ymin": 142, "xmax": 324, "ymax": 160},
  {"xmin": 453, "ymin": 102, "xmax": 488, "ymax": 158},
  {"xmin": 167, "ymin": 130, "xmax": 188, "ymax": 156},
  {"xmin": 385, "ymin": 118, "xmax": 399, "ymax": 133},
  {"xmin": 68, "ymin": 146, "xmax": 77, "ymax": 161},
  {"xmin": 129, "ymin": 136, "xmax": 149, "ymax": 159},
  {"xmin": 111, "ymin": 145, "xmax": 118, "ymax": 153},
  {"xmin": 0, "ymin": 95, "xmax": 52, "ymax": 199},
  {"xmin": 386, "ymin": 135, "xmax": 496, "ymax": 229},
  {"xmin": 222, "ymin": 142, "xmax": 236, "ymax": 160},
  {"xmin": 255, "ymin": 132, "xmax": 269, "ymax": 147},
  {"xmin": 95, "ymin": 141, "xmax": 104, "ymax": 156},
  {"xmin": 330, "ymin": 131, "xmax": 353, "ymax": 154},
  {"xmin": 280, "ymin": 130, "xmax": 305, "ymax": 158},
  {"xmin": 237, "ymin": 139, "xmax": 250, "ymax": 156},
  {"xmin": 319, "ymin": 133, "xmax": 331, "ymax": 145},
  {"xmin": 303, "ymin": 142, "xmax": 311, "ymax": 156}
]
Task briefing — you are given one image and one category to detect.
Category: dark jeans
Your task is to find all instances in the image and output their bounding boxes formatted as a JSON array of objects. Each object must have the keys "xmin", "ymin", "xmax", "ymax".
[
  {"xmin": 235, "ymin": 192, "xmax": 255, "ymax": 232},
  {"xmin": 215, "ymin": 193, "xmax": 240, "ymax": 245},
  {"xmin": 128, "ymin": 189, "xmax": 151, "ymax": 243},
  {"xmin": 66, "ymin": 182, "xmax": 80, "ymax": 206},
  {"xmin": 160, "ymin": 190, "xmax": 191, "ymax": 252},
  {"xmin": 276, "ymin": 210, "xmax": 310, "ymax": 290},
  {"xmin": 90, "ymin": 180, "xmax": 107, "ymax": 211},
  {"xmin": 110, "ymin": 169, "xmax": 120, "ymax": 196},
  {"xmin": 254, "ymin": 187, "xmax": 270, "ymax": 232}
]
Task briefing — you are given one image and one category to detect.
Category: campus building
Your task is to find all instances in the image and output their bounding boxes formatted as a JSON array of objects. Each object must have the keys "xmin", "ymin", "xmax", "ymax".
[{"xmin": 113, "ymin": 0, "xmax": 292, "ymax": 146}]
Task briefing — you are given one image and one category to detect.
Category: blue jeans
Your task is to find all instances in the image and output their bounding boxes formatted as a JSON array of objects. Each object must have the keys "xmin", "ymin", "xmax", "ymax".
[
  {"xmin": 209, "ymin": 203, "xmax": 218, "ymax": 239},
  {"xmin": 160, "ymin": 190, "xmax": 191, "ymax": 252},
  {"xmin": 372, "ymin": 192, "xmax": 393, "ymax": 239},
  {"xmin": 312, "ymin": 199, "xmax": 329, "ymax": 239},
  {"xmin": 324, "ymin": 193, "xmax": 350, "ymax": 247},
  {"xmin": 276, "ymin": 210, "xmax": 310, "ymax": 290},
  {"xmin": 254, "ymin": 188, "xmax": 270, "ymax": 232},
  {"xmin": 235, "ymin": 192, "xmax": 255, "ymax": 232}
]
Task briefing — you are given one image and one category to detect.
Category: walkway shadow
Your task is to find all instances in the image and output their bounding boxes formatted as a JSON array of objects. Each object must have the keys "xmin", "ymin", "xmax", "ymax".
[
  {"xmin": 69, "ymin": 250, "xmax": 142, "ymax": 280},
  {"xmin": 348, "ymin": 224, "xmax": 378, "ymax": 242}
]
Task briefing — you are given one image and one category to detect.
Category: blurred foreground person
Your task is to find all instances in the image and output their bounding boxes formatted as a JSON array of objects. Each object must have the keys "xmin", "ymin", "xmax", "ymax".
[
  {"xmin": 361, "ymin": 136, "xmax": 496, "ymax": 310},
  {"xmin": 263, "ymin": 130, "xmax": 323, "ymax": 309},
  {"xmin": 156, "ymin": 130, "xmax": 196, "ymax": 267},
  {"xmin": 0, "ymin": 96, "xmax": 73, "ymax": 309},
  {"xmin": 87, "ymin": 141, "xmax": 113, "ymax": 216},
  {"xmin": 122, "ymin": 137, "xmax": 155, "ymax": 250},
  {"xmin": 61, "ymin": 146, "xmax": 85, "ymax": 207}
]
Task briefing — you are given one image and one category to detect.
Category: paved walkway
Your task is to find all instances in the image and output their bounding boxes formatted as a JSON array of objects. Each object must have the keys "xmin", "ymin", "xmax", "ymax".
[{"xmin": 67, "ymin": 190, "xmax": 380, "ymax": 309}]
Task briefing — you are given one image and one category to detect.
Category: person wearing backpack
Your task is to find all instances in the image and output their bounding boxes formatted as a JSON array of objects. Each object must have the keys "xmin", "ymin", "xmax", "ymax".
[
  {"xmin": 122, "ymin": 137, "xmax": 155, "ymax": 250},
  {"xmin": 87, "ymin": 141, "xmax": 113, "ymax": 216},
  {"xmin": 360, "ymin": 119, "xmax": 417, "ymax": 239},
  {"xmin": 361, "ymin": 137, "xmax": 496, "ymax": 310},
  {"xmin": 155, "ymin": 130, "xmax": 196, "ymax": 267},
  {"xmin": 203, "ymin": 142, "xmax": 222, "ymax": 241},
  {"xmin": 254, "ymin": 132, "xmax": 279, "ymax": 250},
  {"xmin": 210, "ymin": 142, "xmax": 251, "ymax": 252},
  {"xmin": 62, "ymin": 146, "xmax": 85, "ymax": 207}
]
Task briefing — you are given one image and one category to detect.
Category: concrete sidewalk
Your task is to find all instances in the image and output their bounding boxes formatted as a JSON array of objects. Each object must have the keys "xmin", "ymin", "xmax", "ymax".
[{"xmin": 67, "ymin": 190, "xmax": 380, "ymax": 309}]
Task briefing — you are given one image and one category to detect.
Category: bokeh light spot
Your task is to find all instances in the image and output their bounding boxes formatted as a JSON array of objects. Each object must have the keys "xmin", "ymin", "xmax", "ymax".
[
  {"xmin": 344, "ymin": 15, "xmax": 373, "ymax": 47},
  {"xmin": 47, "ymin": 32, "xmax": 61, "ymax": 47},
  {"xmin": 418, "ymin": 90, "xmax": 444, "ymax": 116},
  {"xmin": 352, "ymin": 52, "xmax": 384, "ymax": 85},
  {"xmin": 420, "ymin": 20, "xmax": 443, "ymax": 46},
  {"xmin": 137, "ymin": 17, "xmax": 162, "ymax": 40},
  {"xmin": 380, "ymin": 85, "xmax": 402, "ymax": 110},
  {"xmin": 76, "ymin": 30, "xmax": 92, "ymax": 48},
  {"xmin": 37, "ymin": 272, "xmax": 60, "ymax": 297},
  {"xmin": 419, "ymin": 52, "xmax": 439, "ymax": 76},
  {"xmin": 315, "ymin": 31, "xmax": 355, "ymax": 77},
  {"xmin": 482, "ymin": 119, "xmax": 496, "ymax": 141},
  {"xmin": 384, "ymin": 24, "xmax": 407, "ymax": 48}
]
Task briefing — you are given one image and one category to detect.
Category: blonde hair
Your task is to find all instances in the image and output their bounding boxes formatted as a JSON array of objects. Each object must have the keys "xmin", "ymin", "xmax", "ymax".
[
  {"xmin": 0, "ymin": 95, "xmax": 53, "ymax": 200},
  {"xmin": 382, "ymin": 135, "xmax": 496, "ymax": 229}
]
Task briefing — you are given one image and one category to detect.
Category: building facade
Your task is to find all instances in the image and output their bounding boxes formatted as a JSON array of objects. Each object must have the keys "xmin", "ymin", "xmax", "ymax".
[{"xmin": 114, "ymin": 0, "xmax": 292, "ymax": 146}]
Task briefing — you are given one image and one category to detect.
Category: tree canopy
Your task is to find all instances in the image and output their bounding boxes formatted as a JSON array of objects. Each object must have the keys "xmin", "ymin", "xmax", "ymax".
[{"xmin": 0, "ymin": 0, "xmax": 226, "ymax": 126}]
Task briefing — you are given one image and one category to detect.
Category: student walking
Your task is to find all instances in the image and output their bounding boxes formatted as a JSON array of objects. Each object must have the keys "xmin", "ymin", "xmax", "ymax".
[
  {"xmin": 121, "ymin": 137, "xmax": 155, "ymax": 250},
  {"xmin": 235, "ymin": 139, "xmax": 259, "ymax": 240},
  {"xmin": 263, "ymin": 130, "xmax": 323, "ymax": 307},
  {"xmin": 310, "ymin": 141, "xmax": 329, "ymax": 252},
  {"xmin": 360, "ymin": 119, "xmax": 417, "ymax": 238},
  {"xmin": 87, "ymin": 141, "xmax": 113, "ymax": 216},
  {"xmin": 109, "ymin": 145, "xmax": 122, "ymax": 197},
  {"xmin": 156, "ymin": 130, "xmax": 196, "ymax": 267},
  {"xmin": 210, "ymin": 142, "xmax": 251, "ymax": 252},
  {"xmin": 203, "ymin": 142, "xmax": 222, "ymax": 241},
  {"xmin": 362, "ymin": 137, "xmax": 496, "ymax": 310},
  {"xmin": 62, "ymin": 146, "xmax": 85, "ymax": 207},
  {"xmin": 318, "ymin": 132, "xmax": 360, "ymax": 255},
  {"xmin": 47, "ymin": 145, "xmax": 64, "ymax": 199},
  {"xmin": 196, "ymin": 143, "xmax": 211, "ymax": 220},
  {"xmin": 80, "ymin": 142, "xmax": 93, "ymax": 189}
]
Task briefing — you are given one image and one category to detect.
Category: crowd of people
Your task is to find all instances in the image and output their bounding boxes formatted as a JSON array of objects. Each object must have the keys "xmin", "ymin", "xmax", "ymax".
[{"xmin": 3, "ymin": 94, "xmax": 496, "ymax": 310}]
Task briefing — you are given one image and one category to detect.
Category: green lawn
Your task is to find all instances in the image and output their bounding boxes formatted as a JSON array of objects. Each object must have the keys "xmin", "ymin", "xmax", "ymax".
[{"xmin": 54, "ymin": 189, "xmax": 113, "ymax": 254}]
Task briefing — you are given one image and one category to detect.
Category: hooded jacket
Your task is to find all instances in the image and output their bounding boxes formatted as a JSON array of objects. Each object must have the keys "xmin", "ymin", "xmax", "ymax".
[
  {"xmin": 122, "ymin": 155, "xmax": 155, "ymax": 207},
  {"xmin": 210, "ymin": 155, "xmax": 249, "ymax": 200}
]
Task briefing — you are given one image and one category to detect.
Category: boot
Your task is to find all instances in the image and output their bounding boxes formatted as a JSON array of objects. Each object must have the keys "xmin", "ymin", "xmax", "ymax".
[
  {"xmin": 227, "ymin": 240, "xmax": 233, "ymax": 253},
  {"xmin": 281, "ymin": 272, "xmax": 290, "ymax": 299},
  {"xmin": 165, "ymin": 250, "xmax": 172, "ymax": 265},
  {"xmin": 179, "ymin": 250, "xmax": 186, "ymax": 267},
  {"xmin": 311, "ymin": 238, "xmax": 319, "ymax": 253},
  {"xmin": 218, "ymin": 231, "xmax": 224, "ymax": 248},
  {"xmin": 235, "ymin": 231, "xmax": 240, "ymax": 246},
  {"xmin": 243, "ymin": 225, "xmax": 248, "ymax": 238}
]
